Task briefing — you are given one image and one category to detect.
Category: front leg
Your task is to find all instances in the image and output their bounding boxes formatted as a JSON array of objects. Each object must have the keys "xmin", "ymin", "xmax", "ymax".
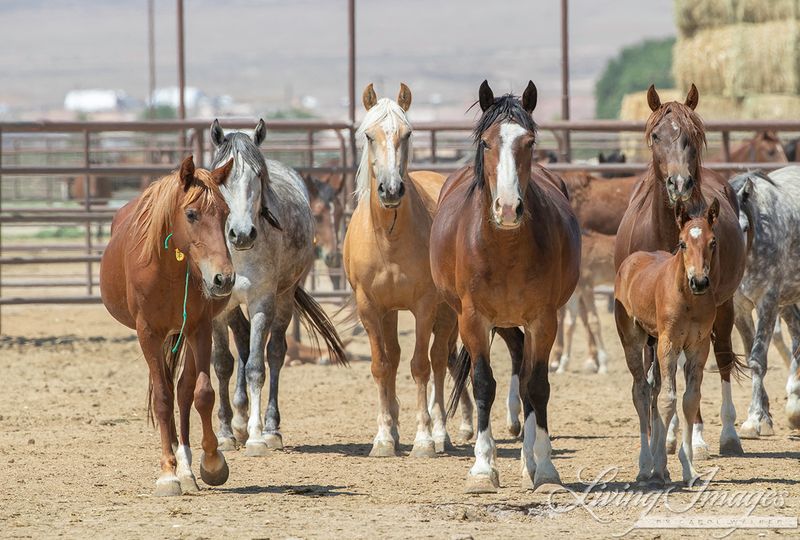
[
  {"xmin": 212, "ymin": 314, "xmax": 236, "ymax": 450},
  {"xmin": 779, "ymin": 305, "xmax": 800, "ymax": 428},
  {"xmin": 741, "ymin": 294, "xmax": 779, "ymax": 438},
  {"xmin": 679, "ymin": 340, "xmax": 709, "ymax": 486},
  {"xmin": 243, "ymin": 300, "xmax": 275, "ymax": 457},
  {"xmin": 651, "ymin": 338, "xmax": 679, "ymax": 486},
  {"xmin": 429, "ymin": 304, "xmax": 457, "ymax": 453},
  {"xmin": 262, "ymin": 292, "xmax": 295, "ymax": 449},
  {"xmin": 459, "ymin": 310, "xmax": 496, "ymax": 493},
  {"xmin": 496, "ymin": 327, "xmax": 524, "ymax": 438},
  {"xmin": 713, "ymin": 299, "xmax": 744, "ymax": 456}
]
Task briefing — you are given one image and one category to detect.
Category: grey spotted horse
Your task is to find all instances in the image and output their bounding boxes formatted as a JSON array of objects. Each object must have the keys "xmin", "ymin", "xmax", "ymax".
[{"xmin": 208, "ymin": 120, "xmax": 347, "ymax": 456}]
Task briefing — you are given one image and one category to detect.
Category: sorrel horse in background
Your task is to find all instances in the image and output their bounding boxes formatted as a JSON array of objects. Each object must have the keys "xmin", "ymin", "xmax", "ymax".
[
  {"xmin": 303, "ymin": 173, "xmax": 345, "ymax": 290},
  {"xmin": 615, "ymin": 84, "xmax": 747, "ymax": 459},
  {"xmin": 100, "ymin": 156, "xmax": 235, "ymax": 496},
  {"xmin": 616, "ymin": 199, "xmax": 722, "ymax": 485},
  {"xmin": 730, "ymin": 168, "xmax": 800, "ymax": 433},
  {"xmin": 432, "ymin": 81, "xmax": 580, "ymax": 493},
  {"xmin": 714, "ymin": 131, "xmax": 787, "ymax": 164},
  {"xmin": 208, "ymin": 120, "xmax": 347, "ymax": 456}
]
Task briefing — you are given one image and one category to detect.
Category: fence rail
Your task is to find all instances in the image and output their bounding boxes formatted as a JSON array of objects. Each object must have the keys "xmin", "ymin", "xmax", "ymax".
[{"xmin": 3, "ymin": 117, "xmax": 800, "ymax": 309}]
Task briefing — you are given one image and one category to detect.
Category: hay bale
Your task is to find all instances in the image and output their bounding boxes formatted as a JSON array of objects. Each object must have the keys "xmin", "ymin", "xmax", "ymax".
[
  {"xmin": 673, "ymin": 27, "xmax": 737, "ymax": 95},
  {"xmin": 696, "ymin": 94, "xmax": 743, "ymax": 119},
  {"xmin": 674, "ymin": 0, "xmax": 734, "ymax": 38},
  {"xmin": 674, "ymin": 22, "xmax": 800, "ymax": 97},
  {"xmin": 743, "ymin": 94, "xmax": 800, "ymax": 118},
  {"xmin": 736, "ymin": 0, "xmax": 800, "ymax": 24}
]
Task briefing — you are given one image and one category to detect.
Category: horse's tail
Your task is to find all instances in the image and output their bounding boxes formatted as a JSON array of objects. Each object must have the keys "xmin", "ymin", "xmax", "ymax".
[
  {"xmin": 147, "ymin": 333, "xmax": 187, "ymax": 427},
  {"xmin": 741, "ymin": 196, "xmax": 756, "ymax": 254},
  {"xmin": 709, "ymin": 331, "xmax": 749, "ymax": 382},
  {"xmin": 447, "ymin": 345, "xmax": 472, "ymax": 418},
  {"xmin": 293, "ymin": 286, "xmax": 349, "ymax": 366}
]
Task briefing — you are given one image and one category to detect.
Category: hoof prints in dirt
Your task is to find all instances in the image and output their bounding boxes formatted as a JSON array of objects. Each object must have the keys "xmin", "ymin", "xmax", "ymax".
[
  {"xmin": 0, "ymin": 334, "xmax": 137, "ymax": 349},
  {"xmin": 420, "ymin": 502, "xmax": 559, "ymax": 523}
]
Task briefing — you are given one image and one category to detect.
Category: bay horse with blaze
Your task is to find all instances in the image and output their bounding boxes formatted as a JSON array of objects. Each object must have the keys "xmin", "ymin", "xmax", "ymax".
[
  {"xmin": 614, "ymin": 85, "xmax": 747, "ymax": 460},
  {"xmin": 432, "ymin": 81, "xmax": 580, "ymax": 493},
  {"xmin": 100, "ymin": 156, "xmax": 235, "ymax": 496}
]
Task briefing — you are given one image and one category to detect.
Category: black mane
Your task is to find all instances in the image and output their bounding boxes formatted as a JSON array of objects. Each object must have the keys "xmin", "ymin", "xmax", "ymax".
[{"xmin": 469, "ymin": 94, "xmax": 537, "ymax": 196}]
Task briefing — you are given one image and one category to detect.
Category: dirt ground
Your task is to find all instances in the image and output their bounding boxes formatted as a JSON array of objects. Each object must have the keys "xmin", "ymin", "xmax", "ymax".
[{"xmin": 1, "ymin": 302, "xmax": 798, "ymax": 539}]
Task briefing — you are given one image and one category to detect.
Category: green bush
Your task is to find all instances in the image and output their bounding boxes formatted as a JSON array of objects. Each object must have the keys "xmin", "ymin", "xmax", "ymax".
[{"xmin": 595, "ymin": 37, "xmax": 676, "ymax": 119}]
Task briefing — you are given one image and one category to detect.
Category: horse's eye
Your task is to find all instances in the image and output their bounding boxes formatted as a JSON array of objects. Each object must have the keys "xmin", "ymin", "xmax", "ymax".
[
  {"xmin": 679, "ymin": 240, "xmax": 686, "ymax": 250},
  {"xmin": 365, "ymin": 133, "xmax": 374, "ymax": 143},
  {"xmin": 186, "ymin": 209, "xmax": 198, "ymax": 223},
  {"xmin": 481, "ymin": 140, "xmax": 491, "ymax": 150},
  {"xmin": 710, "ymin": 239, "xmax": 717, "ymax": 250},
  {"xmin": 652, "ymin": 133, "xmax": 659, "ymax": 142}
]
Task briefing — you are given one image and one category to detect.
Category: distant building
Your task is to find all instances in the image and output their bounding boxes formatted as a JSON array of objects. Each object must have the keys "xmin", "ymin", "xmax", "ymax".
[
  {"xmin": 150, "ymin": 86, "xmax": 207, "ymax": 111},
  {"xmin": 64, "ymin": 89, "xmax": 135, "ymax": 113}
]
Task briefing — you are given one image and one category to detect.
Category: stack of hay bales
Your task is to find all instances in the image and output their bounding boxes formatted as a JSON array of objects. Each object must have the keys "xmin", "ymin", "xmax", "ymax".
[{"xmin": 620, "ymin": 0, "xmax": 800, "ymax": 159}]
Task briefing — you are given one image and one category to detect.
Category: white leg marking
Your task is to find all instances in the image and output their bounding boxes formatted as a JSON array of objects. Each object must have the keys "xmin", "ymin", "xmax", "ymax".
[
  {"xmin": 506, "ymin": 375, "xmax": 521, "ymax": 430},
  {"xmin": 533, "ymin": 424, "xmax": 560, "ymax": 485},
  {"xmin": 469, "ymin": 426, "xmax": 496, "ymax": 477},
  {"xmin": 175, "ymin": 445, "xmax": 193, "ymax": 478},
  {"xmin": 521, "ymin": 412, "xmax": 536, "ymax": 480},
  {"xmin": 719, "ymin": 380, "xmax": 738, "ymax": 446}
]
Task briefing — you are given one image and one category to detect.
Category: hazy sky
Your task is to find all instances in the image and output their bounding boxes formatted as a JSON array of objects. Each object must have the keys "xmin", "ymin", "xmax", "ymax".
[{"xmin": 0, "ymin": 0, "xmax": 675, "ymax": 119}]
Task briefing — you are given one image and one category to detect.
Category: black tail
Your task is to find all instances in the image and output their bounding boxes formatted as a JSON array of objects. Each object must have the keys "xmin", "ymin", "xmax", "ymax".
[
  {"xmin": 293, "ymin": 286, "xmax": 349, "ymax": 366},
  {"xmin": 709, "ymin": 330, "xmax": 750, "ymax": 382},
  {"xmin": 447, "ymin": 345, "xmax": 472, "ymax": 418},
  {"xmin": 147, "ymin": 333, "xmax": 186, "ymax": 426}
]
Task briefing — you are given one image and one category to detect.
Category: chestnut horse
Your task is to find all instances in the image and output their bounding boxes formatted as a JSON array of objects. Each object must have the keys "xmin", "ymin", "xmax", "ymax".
[
  {"xmin": 100, "ymin": 156, "xmax": 235, "ymax": 496},
  {"xmin": 616, "ymin": 199, "xmax": 721, "ymax": 485},
  {"xmin": 432, "ymin": 81, "xmax": 580, "ymax": 493},
  {"xmin": 614, "ymin": 84, "xmax": 747, "ymax": 460}
]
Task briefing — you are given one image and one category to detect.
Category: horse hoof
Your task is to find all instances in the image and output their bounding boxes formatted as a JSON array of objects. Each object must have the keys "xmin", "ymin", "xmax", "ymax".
[
  {"xmin": 583, "ymin": 359, "xmax": 599, "ymax": 374},
  {"xmin": 635, "ymin": 472, "xmax": 651, "ymax": 485},
  {"xmin": 648, "ymin": 474, "xmax": 668, "ymax": 488},
  {"xmin": 555, "ymin": 366, "xmax": 566, "ymax": 374},
  {"xmin": 597, "ymin": 365, "xmax": 608, "ymax": 375},
  {"xmin": 154, "ymin": 476, "xmax": 182, "ymax": 497},
  {"xmin": 410, "ymin": 440, "xmax": 437, "ymax": 458},
  {"xmin": 465, "ymin": 471, "xmax": 499, "ymax": 494},
  {"xmin": 232, "ymin": 418, "xmax": 249, "ymax": 444},
  {"xmin": 719, "ymin": 437, "xmax": 744, "ymax": 456},
  {"xmin": 738, "ymin": 420, "xmax": 760, "ymax": 439},
  {"xmin": 217, "ymin": 437, "xmax": 237, "ymax": 452},
  {"xmin": 434, "ymin": 434, "xmax": 452, "ymax": 454},
  {"xmin": 458, "ymin": 428, "xmax": 474, "ymax": 442},
  {"xmin": 549, "ymin": 360, "xmax": 560, "ymax": 373},
  {"xmin": 179, "ymin": 474, "xmax": 200, "ymax": 494},
  {"xmin": 264, "ymin": 432, "xmax": 283, "ymax": 450},
  {"xmin": 200, "ymin": 453, "xmax": 229, "ymax": 486},
  {"xmin": 787, "ymin": 396, "xmax": 800, "ymax": 429},
  {"xmin": 369, "ymin": 440, "xmax": 397, "ymax": 457},
  {"xmin": 244, "ymin": 441, "xmax": 269, "ymax": 457},
  {"xmin": 693, "ymin": 445, "xmax": 711, "ymax": 461},
  {"xmin": 759, "ymin": 420, "xmax": 775, "ymax": 437},
  {"xmin": 533, "ymin": 465, "xmax": 561, "ymax": 491},
  {"xmin": 665, "ymin": 438, "xmax": 677, "ymax": 455},
  {"xmin": 508, "ymin": 420, "xmax": 521, "ymax": 438}
]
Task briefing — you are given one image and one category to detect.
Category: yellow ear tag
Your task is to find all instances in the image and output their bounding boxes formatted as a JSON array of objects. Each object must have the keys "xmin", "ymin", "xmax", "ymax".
[{"xmin": 175, "ymin": 248, "xmax": 185, "ymax": 262}]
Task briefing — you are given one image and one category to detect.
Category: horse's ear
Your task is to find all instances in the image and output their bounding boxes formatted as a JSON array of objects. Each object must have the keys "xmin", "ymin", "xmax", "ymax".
[
  {"xmin": 253, "ymin": 119, "xmax": 267, "ymax": 146},
  {"xmin": 598, "ymin": 152, "xmax": 606, "ymax": 163},
  {"xmin": 707, "ymin": 197, "xmax": 720, "ymax": 226},
  {"xmin": 647, "ymin": 84, "xmax": 661, "ymax": 112},
  {"xmin": 522, "ymin": 80, "xmax": 537, "ymax": 113},
  {"xmin": 620, "ymin": 153, "xmax": 626, "ymax": 163},
  {"xmin": 362, "ymin": 83, "xmax": 378, "ymax": 111},
  {"xmin": 210, "ymin": 119, "xmax": 225, "ymax": 147},
  {"xmin": 685, "ymin": 83, "xmax": 699, "ymax": 111},
  {"xmin": 302, "ymin": 174, "xmax": 319, "ymax": 198},
  {"xmin": 479, "ymin": 80, "xmax": 494, "ymax": 112},
  {"xmin": 674, "ymin": 199, "xmax": 690, "ymax": 229},
  {"xmin": 210, "ymin": 158, "xmax": 234, "ymax": 186},
  {"xmin": 179, "ymin": 155, "xmax": 195, "ymax": 192},
  {"xmin": 741, "ymin": 177, "xmax": 755, "ymax": 203},
  {"xmin": 397, "ymin": 83, "xmax": 412, "ymax": 112}
]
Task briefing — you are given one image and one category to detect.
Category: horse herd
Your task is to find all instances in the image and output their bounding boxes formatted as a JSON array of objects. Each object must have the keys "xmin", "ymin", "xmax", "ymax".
[{"xmin": 98, "ymin": 80, "xmax": 800, "ymax": 497}]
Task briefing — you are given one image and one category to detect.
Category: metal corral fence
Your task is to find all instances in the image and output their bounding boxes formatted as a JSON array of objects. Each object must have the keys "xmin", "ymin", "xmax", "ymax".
[{"xmin": 2, "ymin": 118, "xmax": 799, "ymax": 311}]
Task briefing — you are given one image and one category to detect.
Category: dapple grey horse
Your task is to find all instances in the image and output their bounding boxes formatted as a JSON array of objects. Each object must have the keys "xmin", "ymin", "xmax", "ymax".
[
  {"xmin": 209, "ymin": 120, "xmax": 346, "ymax": 456},
  {"xmin": 729, "ymin": 167, "xmax": 800, "ymax": 435}
]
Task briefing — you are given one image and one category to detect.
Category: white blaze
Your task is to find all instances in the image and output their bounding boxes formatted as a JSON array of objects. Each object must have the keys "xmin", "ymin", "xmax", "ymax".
[{"xmin": 496, "ymin": 123, "xmax": 528, "ymax": 206}]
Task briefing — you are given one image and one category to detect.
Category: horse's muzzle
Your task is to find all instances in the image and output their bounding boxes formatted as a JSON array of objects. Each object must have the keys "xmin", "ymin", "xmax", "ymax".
[
  {"xmin": 209, "ymin": 272, "xmax": 236, "ymax": 297},
  {"xmin": 689, "ymin": 275, "xmax": 710, "ymax": 295},
  {"xmin": 229, "ymin": 226, "xmax": 257, "ymax": 251}
]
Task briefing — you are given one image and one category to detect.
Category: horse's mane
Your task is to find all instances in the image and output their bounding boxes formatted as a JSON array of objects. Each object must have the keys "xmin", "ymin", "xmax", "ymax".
[
  {"xmin": 132, "ymin": 168, "xmax": 224, "ymax": 264},
  {"xmin": 211, "ymin": 131, "xmax": 269, "ymax": 186},
  {"xmin": 354, "ymin": 98, "xmax": 411, "ymax": 201},
  {"xmin": 644, "ymin": 101, "xmax": 707, "ymax": 165},
  {"xmin": 469, "ymin": 94, "xmax": 537, "ymax": 196}
]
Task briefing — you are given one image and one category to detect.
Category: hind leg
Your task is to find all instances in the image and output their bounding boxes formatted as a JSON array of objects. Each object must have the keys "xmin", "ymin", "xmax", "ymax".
[
  {"xmin": 521, "ymin": 314, "xmax": 561, "ymax": 490},
  {"xmin": 584, "ymin": 288, "xmax": 609, "ymax": 374},
  {"xmin": 212, "ymin": 315, "xmax": 237, "ymax": 450},
  {"xmin": 780, "ymin": 305, "xmax": 800, "ymax": 428},
  {"xmin": 409, "ymin": 298, "xmax": 438, "ymax": 458},
  {"xmin": 447, "ymin": 349, "xmax": 475, "ymax": 441},
  {"xmin": 679, "ymin": 341, "xmax": 709, "ymax": 486},
  {"xmin": 176, "ymin": 348, "xmax": 200, "ymax": 493},
  {"xmin": 713, "ymin": 299, "xmax": 744, "ymax": 455},
  {"xmin": 741, "ymin": 294, "xmax": 779, "ymax": 438},
  {"xmin": 556, "ymin": 297, "xmax": 579, "ymax": 374},
  {"xmin": 263, "ymin": 292, "xmax": 294, "ymax": 449},
  {"xmin": 615, "ymin": 301, "xmax": 653, "ymax": 483},
  {"xmin": 429, "ymin": 304, "xmax": 457, "ymax": 453},
  {"xmin": 496, "ymin": 327, "xmax": 524, "ymax": 438},
  {"xmin": 550, "ymin": 306, "xmax": 565, "ymax": 372}
]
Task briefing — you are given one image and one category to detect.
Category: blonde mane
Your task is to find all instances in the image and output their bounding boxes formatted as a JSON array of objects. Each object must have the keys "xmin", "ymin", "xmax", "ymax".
[
  {"xmin": 354, "ymin": 98, "xmax": 412, "ymax": 201},
  {"xmin": 132, "ymin": 168, "xmax": 225, "ymax": 264}
]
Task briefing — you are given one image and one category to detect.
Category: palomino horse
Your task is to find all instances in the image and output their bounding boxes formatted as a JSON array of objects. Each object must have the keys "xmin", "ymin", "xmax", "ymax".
[
  {"xmin": 100, "ymin": 156, "xmax": 235, "ymax": 496},
  {"xmin": 208, "ymin": 120, "xmax": 347, "ymax": 456},
  {"xmin": 730, "ymin": 168, "xmax": 800, "ymax": 433},
  {"xmin": 615, "ymin": 84, "xmax": 747, "ymax": 459},
  {"xmin": 616, "ymin": 199, "xmax": 722, "ymax": 485},
  {"xmin": 432, "ymin": 81, "xmax": 580, "ymax": 492}
]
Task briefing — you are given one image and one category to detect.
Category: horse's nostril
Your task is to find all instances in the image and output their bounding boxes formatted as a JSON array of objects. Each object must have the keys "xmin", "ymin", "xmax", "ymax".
[
  {"xmin": 248, "ymin": 226, "xmax": 257, "ymax": 241},
  {"xmin": 515, "ymin": 198, "xmax": 523, "ymax": 220},
  {"xmin": 377, "ymin": 183, "xmax": 385, "ymax": 194},
  {"xmin": 685, "ymin": 177, "xmax": 694, "ymax": 190},
  {"xmin": 228, "ymin": 229, "xmax": 236, "ymax": 240},
  {"xmin": 213, "ymin": 274, "xmax": 224, "ymax": 287},
  {"xmin": 398, "ymin": 183, "xmax": 406, "ymax": 197}
]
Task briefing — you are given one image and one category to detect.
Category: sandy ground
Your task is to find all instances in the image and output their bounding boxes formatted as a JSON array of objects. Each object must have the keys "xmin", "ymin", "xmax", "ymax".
[{"xmin": 1, "ymin": 302, "xmax": 798, "ymax": 539}]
